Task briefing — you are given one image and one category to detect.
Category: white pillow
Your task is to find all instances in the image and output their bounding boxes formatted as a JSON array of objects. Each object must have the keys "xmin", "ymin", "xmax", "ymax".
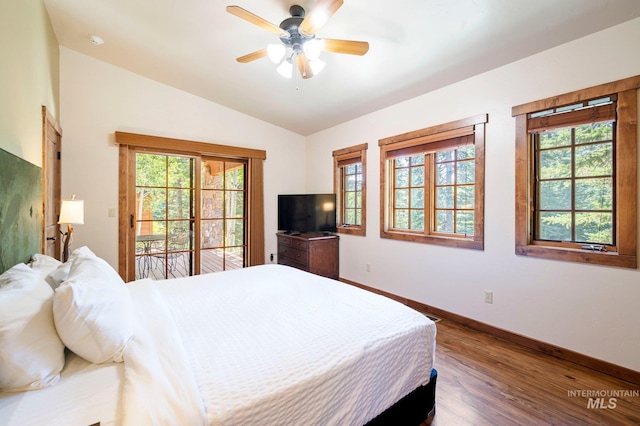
[
  {"xmin": 53, "ymin": 247, "xmax": 133, "ymax": 364},
  {"xmin": 44, "ymin": 246, "xmax": 93, "ymax": 289},
  {"xmin": 0, "ymin": 263, "xmax": 66, "ymax": 392},
  {"xmin": 29, "ymin": 253, "xmax": 63, "ymax": 285}
]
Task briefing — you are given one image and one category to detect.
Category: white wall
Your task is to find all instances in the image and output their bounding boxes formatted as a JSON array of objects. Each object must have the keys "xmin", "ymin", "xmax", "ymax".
[
  {"xmin": 0, "ymin": 0, "xmax": 59, "ymax": 166},
  {"xmin": 305, "ymin": 18, "xmax": 640, "ymax": 372},
  {"xmin": 59, "ymin": 48, "xmax": 306, "ymax": 268}
]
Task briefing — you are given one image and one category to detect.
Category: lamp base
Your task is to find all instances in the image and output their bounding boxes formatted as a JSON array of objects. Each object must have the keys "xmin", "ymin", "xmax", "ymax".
[{"xmin": 62, "ymin": 225, "xmax": 74, "ymax": 262}]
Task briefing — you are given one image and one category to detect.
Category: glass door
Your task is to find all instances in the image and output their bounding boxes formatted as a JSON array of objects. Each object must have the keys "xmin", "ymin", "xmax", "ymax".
[
  {"xmin": 134, "ymin": 152, "xmax": 195, "ymax": 280},
  {"xmin": 132, "ymin": 152, "xmax": 247, "ymax": 280},
  {"xmin": 200, "ymin": 157, "xmax": 247, "ymax": 272}
]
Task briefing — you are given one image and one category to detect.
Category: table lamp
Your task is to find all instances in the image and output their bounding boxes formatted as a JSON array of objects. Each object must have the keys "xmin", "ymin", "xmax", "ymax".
[{"xmin": 58, "ymin": 195, "xmax": 84, "ymax": 262}]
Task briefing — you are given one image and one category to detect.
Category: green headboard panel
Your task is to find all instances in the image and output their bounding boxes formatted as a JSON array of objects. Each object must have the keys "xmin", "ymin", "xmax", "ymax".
[{"xmin": 0, "ymin": 148, "xmax": 42, "ymax": 273}]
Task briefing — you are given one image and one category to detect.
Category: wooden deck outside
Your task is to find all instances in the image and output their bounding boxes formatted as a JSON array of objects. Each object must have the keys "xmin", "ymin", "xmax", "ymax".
[{"xmin": 135, "ymin": 249, "xmax": 243, "ymax": 280}]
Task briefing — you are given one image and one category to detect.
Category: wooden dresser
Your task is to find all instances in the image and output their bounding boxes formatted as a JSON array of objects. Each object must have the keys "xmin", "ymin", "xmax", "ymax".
[{"xmin": 276, "ymin": 232, "xmax": 339, "ymax": 280}]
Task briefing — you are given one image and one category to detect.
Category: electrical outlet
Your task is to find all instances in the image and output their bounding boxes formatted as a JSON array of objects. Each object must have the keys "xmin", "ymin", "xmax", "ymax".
[
  {"xmin": 270, "ymin": 253, "xmax": 275, "ymax": 263},
  {"xmin": 366, "ymin": 263, "xmax": 371, "ymax": 272},
  {"xmin": 484, "ymin": 290, "xmax": 493, "ymax": 304}
]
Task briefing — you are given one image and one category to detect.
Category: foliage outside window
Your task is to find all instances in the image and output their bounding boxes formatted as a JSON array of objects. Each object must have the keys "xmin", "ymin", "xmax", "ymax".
[
  {"xmin": 513, "ymin": 75, "xmax": 639, "ymax": 268},
  {"xmin": 200, "ymin": 157, "xmax": 248, "ymax": 270},
  {"xmin": 333, "ymin": 143, "xmax": 367, "ymax": 236},
  {"xmin": 379, "ymin": 115, "xmax": 487, "ymax": 249},
  {"xmin": 434, "ymin": 145, "xmax": 476, "ymax": 235},
  {"xmin": 135, "ymin": 153, "xmax": 195, "ymax": 240},
  {"xmin": 535, "ymin": 118, "xmax": 614, "ymax": 245}
]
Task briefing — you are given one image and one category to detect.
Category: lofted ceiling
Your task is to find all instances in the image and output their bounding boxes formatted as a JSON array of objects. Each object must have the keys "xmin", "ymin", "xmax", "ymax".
[{"xmin": 44, "ymin": 0, "xmax": 640, "ymax": 136}]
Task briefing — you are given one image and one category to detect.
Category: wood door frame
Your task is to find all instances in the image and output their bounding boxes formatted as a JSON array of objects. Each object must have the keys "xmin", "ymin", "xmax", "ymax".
[
  {"xmin": 42, "ymin": 106, "xmax": 62, "ymax": 259},
  {"xmin": 116, "ymin": 131, "xmax": 266, "ymax": 281}
]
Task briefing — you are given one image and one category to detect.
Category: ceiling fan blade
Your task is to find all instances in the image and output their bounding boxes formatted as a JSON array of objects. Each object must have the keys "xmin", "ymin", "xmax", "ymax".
[
  {"xmin": 226, "ymin": 6, "xmax": 288, "ymax": 37},
  {"xmin": 296, "ymin": 54, "xmax": 314, "ymax": 79},
  {"xmin": 236, "ymin": 48, "xmax": 268, "ymax": 63},
  {"xmin": 299, "ymin": 0, "xmax": 344, "ymax": 36},
  {"xmin": 322, "ymin": 39, "xmax": 369, "ymax": 56}
]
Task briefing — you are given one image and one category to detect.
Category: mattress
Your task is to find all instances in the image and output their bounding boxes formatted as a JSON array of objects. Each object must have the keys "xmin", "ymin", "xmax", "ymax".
[
  {"xmin": 123, "ymin": 264, "xmax": 437, "ymax": 425},
  {"xmin": 0, "ymin": 352, "xmax": 123, "ymax": 426}
]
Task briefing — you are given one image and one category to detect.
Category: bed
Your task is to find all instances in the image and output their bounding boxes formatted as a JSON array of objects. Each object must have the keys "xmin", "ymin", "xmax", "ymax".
[{"xmin": 0, "ymin": 247, "xmax": 437, "ymax": 425}]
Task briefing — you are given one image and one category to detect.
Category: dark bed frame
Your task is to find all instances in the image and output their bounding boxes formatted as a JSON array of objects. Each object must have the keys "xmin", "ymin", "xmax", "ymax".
[{"xmin": 366, "ymin": 368, "xmax": 437, "ymax": 426}]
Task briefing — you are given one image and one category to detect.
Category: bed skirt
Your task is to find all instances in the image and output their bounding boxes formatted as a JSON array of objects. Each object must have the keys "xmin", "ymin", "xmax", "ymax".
[{"xmin": 365, "ymin": 368, "xmax": 437, "ymax": 426}]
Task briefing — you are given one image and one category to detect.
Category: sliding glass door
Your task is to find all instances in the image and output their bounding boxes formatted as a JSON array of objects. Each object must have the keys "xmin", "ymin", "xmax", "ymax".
[
  {"xmin": 117, "ymin": 131, "xmax": 265, "ymax": 282},
  {"xmin": 133, "ymin": 153, "xmax": 246, "ymax": 280},
  {"xmin": 134, "ymin": 153, "xmax": 195, "ymax": 279},
  {"xmin": 200, "ymin": 157, "xmax": 247, "ymax": 273}
]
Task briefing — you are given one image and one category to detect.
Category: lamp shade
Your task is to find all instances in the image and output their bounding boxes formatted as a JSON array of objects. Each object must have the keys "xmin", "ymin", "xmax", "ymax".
[
  {"xmin": 267, "ymin": 44, "xmax": 286, "ymax": 64},
  {"xmin": 304, "ymin": 39, "xmax": 323, "ymax": 60},
  {"xmin": 277, "ymin": 60, "xmax": 293, "ymax": 78},
  {"xmin": 59, "ymin": 198, "xmax": 84, "ymax": 225}
]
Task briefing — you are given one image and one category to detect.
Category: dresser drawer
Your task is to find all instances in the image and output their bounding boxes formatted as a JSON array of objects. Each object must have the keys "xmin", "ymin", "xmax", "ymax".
[
  {"xmin": 288, "ymin": 238, "xmax": 307, "ymax": 249},
  {"xmin": 278, "ymin": 245, "xmax": 308, "ymax": 267},
  {"xmin": 278, "ymin": 256, "xmax": 307, "ymax": 272},
  {"xmin": 278, "ymin": 235, "xmax": 293, "ymax": 247},
  {"xmin": 279, "ymin": 236, "xmax": 308, "ymax": 250}
]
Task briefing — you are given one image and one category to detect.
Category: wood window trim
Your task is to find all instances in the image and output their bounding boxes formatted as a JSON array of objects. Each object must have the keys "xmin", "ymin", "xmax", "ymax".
[
  {"xmin": 379, "ymin": 114, "xmax": 487, "ymax": 250},
  {"xmin": 333, "ymin": 143, "xmax": 367, "ymax": 236},
  {"xmin": 115, "ymin": 131, "xmax": 266, "ymax": 160},
  {"xmin": 513, "ymin": 76, "xmax": 638, "ymax": 269},
  {"xmin": 115, "ymin": 132, "xmax": 266, "ymax": 279}
]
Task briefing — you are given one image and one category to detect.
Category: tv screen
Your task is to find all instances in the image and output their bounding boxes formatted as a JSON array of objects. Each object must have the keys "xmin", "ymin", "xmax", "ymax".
[{"xmin": 278, "ymin": 194, "xmax": 337, "ymax": 234}]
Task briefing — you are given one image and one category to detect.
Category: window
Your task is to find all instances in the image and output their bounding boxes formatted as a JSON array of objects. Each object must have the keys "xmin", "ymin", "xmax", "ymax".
[
  {"xmin": 433, "ymin": 145, "xmax": 475, "ymax": 235},
  {"xmin": 116, "ymin": 132, "xmax": 266, "ymax": 281},
  {"xmin": 513, "ymin": 75, "xmax": 639, "ymax": 268},
  {"xmin": 333, "ymin": 143, "xmax": 367, "ymax": 235},
  {"xmin": 379, "ymin": 115, "xmax": 487, "ymax": 249}
]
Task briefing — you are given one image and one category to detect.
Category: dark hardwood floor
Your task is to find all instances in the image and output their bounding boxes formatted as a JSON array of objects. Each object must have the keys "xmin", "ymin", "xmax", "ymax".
[{"xmin": 425, "ymin": 319, "xmax": 640, "ymax": 425}]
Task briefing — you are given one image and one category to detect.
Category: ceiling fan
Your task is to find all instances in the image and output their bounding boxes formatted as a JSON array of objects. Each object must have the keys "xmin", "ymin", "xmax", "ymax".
[{"xmin": 226, "ymin": 1, "xmax": 369, "ymax": 79}]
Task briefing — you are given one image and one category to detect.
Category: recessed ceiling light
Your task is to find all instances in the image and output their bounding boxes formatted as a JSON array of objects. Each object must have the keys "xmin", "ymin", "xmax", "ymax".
[{"xmin": 89, "ymin": 35, "xmax": 104, "ymax": 46}]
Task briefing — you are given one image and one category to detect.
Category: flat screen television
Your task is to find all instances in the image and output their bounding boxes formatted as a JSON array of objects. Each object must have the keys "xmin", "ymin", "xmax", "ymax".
[{"xmin": 278, "ymin": 194, "xmax": 337, "ymax": 234}]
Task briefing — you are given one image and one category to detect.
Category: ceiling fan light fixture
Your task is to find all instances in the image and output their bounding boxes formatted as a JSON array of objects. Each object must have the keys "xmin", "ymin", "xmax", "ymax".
[
  {"xmin": 228, "ymin": 2, "xmax": 368, "ymax": 80},
  {"xmin": 309, "ymin": 58, "xmax": 326, "ymax": 76},
  {"xmin": 304, "ymin": 39, "xmax": 323, "ymax": 60},
  {"xmin": 267, "ymin": 44, "xmax": 286, "ymax": 63},
  {"xmin": 277, "ymin": 60, "xmax": 293, "ymax": 78}
]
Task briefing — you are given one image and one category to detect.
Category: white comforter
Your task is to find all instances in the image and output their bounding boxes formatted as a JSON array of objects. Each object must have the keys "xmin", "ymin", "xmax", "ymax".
[{"xmin": 123, "ymin": 264, "xmax": 436, "ymax": 426}]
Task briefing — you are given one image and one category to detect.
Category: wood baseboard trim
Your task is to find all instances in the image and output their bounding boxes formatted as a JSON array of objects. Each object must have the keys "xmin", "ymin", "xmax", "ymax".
[{"xmin": 340, "ymin": 277, "xmax": 640, "ymax": 386}]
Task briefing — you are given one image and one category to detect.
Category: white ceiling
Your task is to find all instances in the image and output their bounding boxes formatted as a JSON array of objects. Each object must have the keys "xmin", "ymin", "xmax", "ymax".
[{"xmin": 44, "ymin": 0, "xmax": 640, "ymax": 136}]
